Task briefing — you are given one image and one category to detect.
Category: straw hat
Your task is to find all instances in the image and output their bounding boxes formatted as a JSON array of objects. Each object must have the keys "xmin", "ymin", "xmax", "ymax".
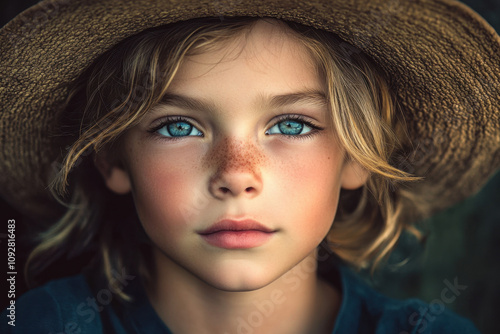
[{"xmin": 1, "ymin": 0, "xmax": 499, "ymax": 219}]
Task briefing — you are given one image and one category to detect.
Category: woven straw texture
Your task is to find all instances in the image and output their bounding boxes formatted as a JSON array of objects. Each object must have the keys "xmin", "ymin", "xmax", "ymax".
[{"xmin": 0, "ymin": 0, "xmax": 499, "ymax": 219}]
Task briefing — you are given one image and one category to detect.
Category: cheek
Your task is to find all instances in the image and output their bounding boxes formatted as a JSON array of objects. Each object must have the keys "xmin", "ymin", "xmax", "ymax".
[
  {"xmin": 271, "ymin": 141, "xmax": 342, "ymax": 206},
  {"xmin": 126, "ymin": 146, "xmax": 205, "ymax": 236},
  {"xmin": 266, "ymin": 139, "xmax": 343, "ymax": 235},
  {"xmin": 291, "ymin": 158, "xmax": 340, "ymax": 224}
]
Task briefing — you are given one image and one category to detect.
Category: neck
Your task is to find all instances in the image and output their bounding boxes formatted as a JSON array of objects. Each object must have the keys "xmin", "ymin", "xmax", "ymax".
[{"xmin": 145, "ymin": 249, "xmax": 341, "ymax": 334}]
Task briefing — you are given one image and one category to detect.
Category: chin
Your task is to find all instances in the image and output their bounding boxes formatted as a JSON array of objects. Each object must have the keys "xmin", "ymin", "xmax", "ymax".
[
  {"xmin": 198, "ymin": 263, "xmax": 281, "ymax": 292},
  {"xmin": 205, "ymin": 277, "xmax": 272, "ymax": 293}
]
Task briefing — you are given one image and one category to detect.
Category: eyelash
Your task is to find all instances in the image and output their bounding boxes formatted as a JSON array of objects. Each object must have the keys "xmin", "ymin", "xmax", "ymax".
[
  {"xmin": 148, "ymin": 116, "xmax": 202, "ymax": 141},
  {"xmin": 148, "ymin": 115, "xmax": 323, "ymax": 140},
  {"xmin": 267, "ymin": 114, "xmax": 323, "ymax": 140}
]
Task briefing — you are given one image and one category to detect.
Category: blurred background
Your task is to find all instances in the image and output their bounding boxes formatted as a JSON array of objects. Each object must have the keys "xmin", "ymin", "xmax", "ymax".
[
  {"xmin": 367, "ymin": 170, "xmax": 500, "ymax": 334},
  {"xmin": 1, "ymin": 0, "xmax": 500, "ymax": 333}
]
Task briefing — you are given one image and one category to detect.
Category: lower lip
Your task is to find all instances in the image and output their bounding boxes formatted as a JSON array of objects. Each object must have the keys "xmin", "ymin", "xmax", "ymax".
[{"xmin": 200, "ymin": 230, "xmax": 274, "ymax": 249}]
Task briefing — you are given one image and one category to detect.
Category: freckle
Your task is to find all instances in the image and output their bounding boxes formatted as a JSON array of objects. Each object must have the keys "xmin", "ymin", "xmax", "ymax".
[{"xmin": 203, "ymin": 137, "xmax": 265, "ymax": 173}]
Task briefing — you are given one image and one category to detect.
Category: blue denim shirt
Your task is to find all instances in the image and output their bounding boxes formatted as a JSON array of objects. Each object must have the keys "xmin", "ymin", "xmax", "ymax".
[{"xmin": 1, "ymin": 263, "xmax": 480, "ymax": 333}]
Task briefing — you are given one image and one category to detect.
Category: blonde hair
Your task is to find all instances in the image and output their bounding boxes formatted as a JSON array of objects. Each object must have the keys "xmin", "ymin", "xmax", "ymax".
[
  {"xmin": 26, "ymin": 17, "xmax": 422, "ymax": 300},
  {"xmin": 289, "ymin": 24, "xmax": 424, "ymax": 268}
]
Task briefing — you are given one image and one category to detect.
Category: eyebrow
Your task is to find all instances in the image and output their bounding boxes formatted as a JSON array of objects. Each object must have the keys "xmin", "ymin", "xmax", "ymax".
[
  {"xmin": 266, "ymin": 90, "xmax": 328, "ymax": 109},
  {"xmin": 157, "ymin": 90, "xmax": 328, "ymax": 113},
  {"xmin": 159, "ymin": 93, "xmax": 220, "ymax": 114}
]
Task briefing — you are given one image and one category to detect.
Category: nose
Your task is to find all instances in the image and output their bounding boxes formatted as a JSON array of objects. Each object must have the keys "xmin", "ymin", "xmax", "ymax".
[{"xmin": 206, "ymin": 138, "xmax": 264, "ymax": 200}]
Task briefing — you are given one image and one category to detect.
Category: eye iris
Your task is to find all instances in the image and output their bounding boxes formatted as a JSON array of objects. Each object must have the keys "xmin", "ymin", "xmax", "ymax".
[
  {"xmin": 279, "ymin": 120, "xmax": 303, "ymax": 135},
  {"xmin": 168, "ymin": 122, "xmax": 192, "ymax": 137}
]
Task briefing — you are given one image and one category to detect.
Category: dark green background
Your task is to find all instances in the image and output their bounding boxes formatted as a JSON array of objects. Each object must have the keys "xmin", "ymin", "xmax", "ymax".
[
  {"xmin": 1, "ymin": 1, "xmax": 500, "ymax": 333},
  {"xmin": 363, "ymin": 170, "xmax": 500, "ymax": 334}
]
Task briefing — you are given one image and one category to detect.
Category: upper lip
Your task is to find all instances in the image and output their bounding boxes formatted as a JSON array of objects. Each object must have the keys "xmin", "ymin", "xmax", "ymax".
[{"xmin": 199, "ymin": 219, "xmax": 275, "ymax": 235}]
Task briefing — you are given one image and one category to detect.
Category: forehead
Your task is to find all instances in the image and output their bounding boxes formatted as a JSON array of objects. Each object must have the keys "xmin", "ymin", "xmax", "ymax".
[{"xmin": 169, "ymin": 19, "xmax": 322, "ymax": 96}]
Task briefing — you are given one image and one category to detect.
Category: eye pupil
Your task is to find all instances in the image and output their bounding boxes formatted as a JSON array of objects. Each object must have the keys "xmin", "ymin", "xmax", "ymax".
[
  {"xmin": 168, "ymin": 121, "xmax": 192, "ymax": 137},
  {"xmin": 279, "ymin": 120, "xmax": 303, "ymax": 135}
]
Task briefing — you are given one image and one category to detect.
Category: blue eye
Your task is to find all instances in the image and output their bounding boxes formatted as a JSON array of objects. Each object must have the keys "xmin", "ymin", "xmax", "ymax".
[
  {"xmin": 155, "ymin": 119, "xmax": 203, "ymax": 137},
  {"xmin": 266, "ymin": 118, "xmax": 313, "ymax": 136}
]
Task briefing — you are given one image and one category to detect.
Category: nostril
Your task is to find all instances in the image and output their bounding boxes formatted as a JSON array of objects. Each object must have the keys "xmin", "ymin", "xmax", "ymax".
[{"xmin": 218, "ymin": 186, "xmax": 254, "ymax": 195}]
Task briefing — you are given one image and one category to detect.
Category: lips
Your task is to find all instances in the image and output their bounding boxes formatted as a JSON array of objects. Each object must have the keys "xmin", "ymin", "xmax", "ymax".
[
  {"xmin": 199, "ymin": 219, "xmax": 274, "ymax": 234},
  {"xmin": 199, "ymin": 219, "xmax": 275, "ymax": 249}
]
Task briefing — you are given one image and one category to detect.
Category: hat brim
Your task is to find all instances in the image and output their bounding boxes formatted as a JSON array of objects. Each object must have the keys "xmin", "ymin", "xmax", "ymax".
[{"xmin": 1, "ymin": 0, "xmax": 499, "ymax": 219}]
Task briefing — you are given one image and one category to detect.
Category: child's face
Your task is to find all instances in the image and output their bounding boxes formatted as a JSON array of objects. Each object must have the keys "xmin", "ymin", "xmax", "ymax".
[{"xmin": 102, "ymin": 20, "xmax": 367, "ymax": 291}]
